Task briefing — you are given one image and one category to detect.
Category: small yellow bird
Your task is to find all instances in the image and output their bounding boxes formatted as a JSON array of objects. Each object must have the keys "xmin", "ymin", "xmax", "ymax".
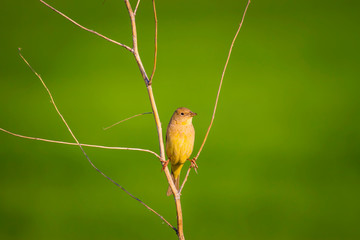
[{"xmin": 165, "ymin": 107, "xmax": 197, "ymax": 196}]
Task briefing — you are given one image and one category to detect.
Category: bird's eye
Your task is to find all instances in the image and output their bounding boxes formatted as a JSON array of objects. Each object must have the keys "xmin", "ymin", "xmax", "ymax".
[{"xmin": 180, "ymin": 112, "xmax": 184, "ymax": 115}]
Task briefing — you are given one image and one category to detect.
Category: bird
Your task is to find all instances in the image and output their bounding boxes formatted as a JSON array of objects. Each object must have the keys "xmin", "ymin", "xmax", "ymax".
[{"xmin": 165, "ymin": 107, "xmax": 197, "ymax": 196}]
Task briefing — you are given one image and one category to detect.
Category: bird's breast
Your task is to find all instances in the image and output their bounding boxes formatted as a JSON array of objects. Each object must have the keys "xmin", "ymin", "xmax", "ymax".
[{"xmin": 166, "ymin": 123, "xmax": 195, "ymax": 165}]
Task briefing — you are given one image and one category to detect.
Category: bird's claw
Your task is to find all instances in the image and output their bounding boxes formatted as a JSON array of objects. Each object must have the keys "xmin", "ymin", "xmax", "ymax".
[
  {"xmin": 189, "ymin": 158, "xmax": 198, "ymax": 173},
  {"xmin": 161, "ymin": 159, "xmax": 170, "ymax": 171}
]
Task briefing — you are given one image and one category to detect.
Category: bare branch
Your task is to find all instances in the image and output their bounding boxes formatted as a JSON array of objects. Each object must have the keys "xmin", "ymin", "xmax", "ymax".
[
  {"xmin": 121, "ymin": 0, "xmax": 179, "ymax": 205},
  {"xmin": 121, "ymin": 0, "xmax": 177, "ymax": 197},
  {"xmin": 181, "ymin": 0, "xmax": 251, "ymax": 192},
  {"xmin": 17, "ymin": 49, "xmax": 175, "ymax": 232},
  {"xmin": 121, "ymin": 0, "xmax": 185, "ymax": 237},
  {"xmin": 149, "ymin": 0, "xmax": 158, "ymax": 85},
  {"xmin": 134, "ymin": 0, "xmax": 141, "ymax": 16},
  {"xmin": 194, "ymin": 0, "xmax": 251, "ymax": 161},
  {"xmin": 0, "ymin": 127, "xmax": 160, "ymax": 158},
  {"xmin": 39, "ymin": 0, "xmax": 133, "ymax": 52},
  {"xmin": 179, "ymin": 167, "xmax": 191, "ymax": 194},
  {"xmin": 104, "ymin": 112, "xmax": 152, "ymax": 130}
]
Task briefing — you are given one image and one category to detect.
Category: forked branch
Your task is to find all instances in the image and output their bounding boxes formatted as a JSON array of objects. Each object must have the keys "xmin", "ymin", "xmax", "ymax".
[
  {"xmin": 15, "ymin": 49, "xmax": 175, "ymax": 232},
  {"xmin": 40, "ymin": 0, "xmax": 180, "ymax": 236}
]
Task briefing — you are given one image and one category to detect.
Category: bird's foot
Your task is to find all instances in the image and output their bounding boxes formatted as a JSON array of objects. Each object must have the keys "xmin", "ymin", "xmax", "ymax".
[
  {"xmin": 161, "ymin": 159, "xmax": 170, "ymax": 171},
  {"xmin": 189, "ymin": 158, "xmax": 198, "ymax": 173}
]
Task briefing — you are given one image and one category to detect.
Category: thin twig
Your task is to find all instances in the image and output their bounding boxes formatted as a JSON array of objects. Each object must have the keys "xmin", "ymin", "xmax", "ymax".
[
  {"xmin": 179, "ymin": 167, "xmax": 191, "ymax": 194},
  {"xmin": 195, "ymin": 0, "xmax": 251, "ymax": 161},
  {"xmin": 149, "ymin": 0, "xmax": 158, "ymax": 85},
  {"xmin": 134, "ymin": 0, "xmax": 141, "ymax": 16},
  {"xmin": 0, "ymin": 127, "xmax": 160, "ymax": 158},
  {"xmin": 39, "ymin": 0, "xmax": 133, "ymax": 52},
  {"xmin": 123, "ymin": 0, "xmax": 150, "ymax": 86},
  {"xmin": 17, "ymin": 49, "xmax": 175, "ymax": 232},
  {"xmin": 104, "ymin": 112, "xmax": 152, "ymax": 130},
  {"xmin": 180, "ymin": 0, "xmax": 251, "ymax": 192}
]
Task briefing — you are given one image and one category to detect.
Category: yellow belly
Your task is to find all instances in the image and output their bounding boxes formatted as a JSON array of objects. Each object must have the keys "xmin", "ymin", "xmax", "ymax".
[{"xmin": 166, "ymin": 124, "xmax": 195, "ymax": 179}]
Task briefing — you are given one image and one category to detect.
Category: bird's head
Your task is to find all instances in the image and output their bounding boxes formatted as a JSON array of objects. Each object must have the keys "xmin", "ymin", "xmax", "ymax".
[{"xmin": 171, "ymin": 107, "xmax": 197, "ymax": 125}]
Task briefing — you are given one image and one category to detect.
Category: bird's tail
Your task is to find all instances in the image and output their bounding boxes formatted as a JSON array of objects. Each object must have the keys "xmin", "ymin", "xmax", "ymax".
[{"xmin": 166, "ymin": 172, "xmax": 180, "ymax": 196}]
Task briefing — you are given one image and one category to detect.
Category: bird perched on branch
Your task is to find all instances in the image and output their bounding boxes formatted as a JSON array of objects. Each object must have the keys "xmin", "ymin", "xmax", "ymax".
[{"xmin": 165, "ymin": 107, "xmax": 197, "ymax": 196}]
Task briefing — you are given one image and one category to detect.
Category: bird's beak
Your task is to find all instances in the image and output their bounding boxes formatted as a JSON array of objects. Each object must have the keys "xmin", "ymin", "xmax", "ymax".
[{"xmin": 190, "ymin": 112, "xmax": 197, "ymax": 117}]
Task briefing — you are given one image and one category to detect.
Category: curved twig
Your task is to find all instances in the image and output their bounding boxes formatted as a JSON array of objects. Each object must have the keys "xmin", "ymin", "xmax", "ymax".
[
  {"xmin": 179, "ymin": 167, "xmax": 191, "ymax": 194},
  {"xmin": 181, "ymin": 0, "xmax": 251, "ymax": 192},
  {"xmin": 104, "ymin": 112, "xmax": 152, "ymax": 130},
  {"xmin": 40, "ymin": 0, "xmax": 133, "ymax": 52},
  {"xmin": 195, "ymin": 0, "xmax": 251, "ymax": 161}
]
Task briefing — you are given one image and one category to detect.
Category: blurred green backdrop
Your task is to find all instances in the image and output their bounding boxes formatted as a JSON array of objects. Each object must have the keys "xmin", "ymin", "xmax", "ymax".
[{"xmin": 1, "ymin": 0, "xmax": 359, "ymax": 239}]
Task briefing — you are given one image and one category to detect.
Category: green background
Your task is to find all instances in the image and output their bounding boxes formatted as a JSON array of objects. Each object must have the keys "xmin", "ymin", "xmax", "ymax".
[{"xmin": 1, "ymin": 0, "xmax": 359, "ymax": 239}]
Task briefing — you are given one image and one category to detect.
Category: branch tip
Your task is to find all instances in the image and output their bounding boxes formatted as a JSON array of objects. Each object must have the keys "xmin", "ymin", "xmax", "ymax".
[{"xmin": 104, "ymin": 112, "xmax": 152, "ymax": 130}]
